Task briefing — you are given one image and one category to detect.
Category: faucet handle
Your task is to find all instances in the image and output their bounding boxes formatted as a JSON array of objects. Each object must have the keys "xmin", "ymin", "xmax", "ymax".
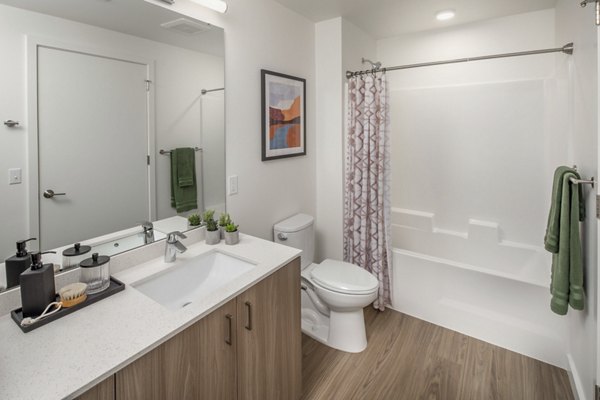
[
  {"xmin": 140, "ymin": 221, "xmax": 154, "ymax": 231},
  {"xmin": 167, "ymin": 231, "xmax": 187, "ymax": 243}
]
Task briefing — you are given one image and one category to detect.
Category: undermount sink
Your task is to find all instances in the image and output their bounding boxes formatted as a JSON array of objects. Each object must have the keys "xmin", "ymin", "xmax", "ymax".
[{"xmin": 131, "ymin": 251, "xmax": 255, "ymax": 310}]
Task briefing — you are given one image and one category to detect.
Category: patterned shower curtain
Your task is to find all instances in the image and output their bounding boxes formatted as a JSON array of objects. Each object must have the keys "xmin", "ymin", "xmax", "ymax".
[{"xmin": 343, "ymin": 72, "xmax": 392, "ymax": 311}]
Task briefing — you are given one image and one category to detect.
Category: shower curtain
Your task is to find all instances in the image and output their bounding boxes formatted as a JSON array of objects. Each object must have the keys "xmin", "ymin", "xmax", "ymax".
[{"xmin": 343, "ymin": 72, "xmax": 392, "ymax": 311}]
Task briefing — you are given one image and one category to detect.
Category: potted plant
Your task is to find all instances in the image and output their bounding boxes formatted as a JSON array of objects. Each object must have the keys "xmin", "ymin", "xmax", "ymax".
[
  {"xmin": 218, "ymin": 213, "xmax": 231, "ymax": 239},
  {"xmin": 202, "ymin": 209, "xmax": 215, "ymax": 226},
  {"xmin": 224, "ymin": 222, "xmax": 239, "ymax": 245},
  {"xmin": 187, "ymin": 213, "xmax": 201, "ymax": 228},
  {"xmin": 203, "ymin": 210, "xmax": 220, "ymax": 245}
]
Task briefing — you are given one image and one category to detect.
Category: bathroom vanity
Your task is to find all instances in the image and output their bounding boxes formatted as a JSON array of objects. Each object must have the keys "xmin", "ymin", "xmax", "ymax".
[
  {"xmin": 81, "ymin": 258, "xmax": 300, "ymax": 400},
  {"xmin": 0, "ymin": 234, "xmax": 302, "ymax": 400}
]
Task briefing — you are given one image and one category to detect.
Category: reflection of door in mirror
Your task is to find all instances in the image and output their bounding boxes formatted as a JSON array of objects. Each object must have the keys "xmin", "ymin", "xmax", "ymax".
[{"xmin": 37, "ymin": 46, "xmax": 152, "ymax": 250}]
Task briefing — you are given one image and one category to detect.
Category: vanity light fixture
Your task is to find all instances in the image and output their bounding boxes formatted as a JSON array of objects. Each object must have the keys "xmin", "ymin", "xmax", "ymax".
[
  {"xmin": 436, "ymin": 9, "xmax": 456, "ymax": 21},
  {"xmin": 190, "ymin": 0, "xmax": 228, "ymax": 13}
]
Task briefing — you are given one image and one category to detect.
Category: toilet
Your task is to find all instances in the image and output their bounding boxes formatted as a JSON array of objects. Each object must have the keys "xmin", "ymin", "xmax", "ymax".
[{"xmin": 273, "ymin": 214, "xmax": 379, "ymax": 353}]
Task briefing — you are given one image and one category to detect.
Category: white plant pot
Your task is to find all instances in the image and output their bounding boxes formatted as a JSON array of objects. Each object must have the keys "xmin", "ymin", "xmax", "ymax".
[
  {"xmin": 205, "ymin": 229, "xmax": 221, "ymax": 245},
  {"xmin": 224, "ymin": 231, "xmax": 239, "ymax": 245}
]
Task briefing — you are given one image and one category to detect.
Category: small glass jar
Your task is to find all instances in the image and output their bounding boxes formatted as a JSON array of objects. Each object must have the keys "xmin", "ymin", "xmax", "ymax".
[
  {"xmin": 79, "ymin": 253, "xmax": 110, "ymax": 294},
  {"xmin": 62, "ymin": 242, "xmax": 91, "ymax": 271}
]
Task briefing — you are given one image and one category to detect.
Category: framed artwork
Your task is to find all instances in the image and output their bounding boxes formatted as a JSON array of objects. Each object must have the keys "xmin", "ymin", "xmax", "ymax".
[{"xmin": 261, "ymin": 69, "xmax": 306, "ymax": 161}]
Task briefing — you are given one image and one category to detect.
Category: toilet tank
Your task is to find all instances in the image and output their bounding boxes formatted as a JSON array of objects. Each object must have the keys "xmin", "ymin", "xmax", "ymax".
[{"xmin": 273, "ymin": 213, "xmax": 314, "ymax": 270}]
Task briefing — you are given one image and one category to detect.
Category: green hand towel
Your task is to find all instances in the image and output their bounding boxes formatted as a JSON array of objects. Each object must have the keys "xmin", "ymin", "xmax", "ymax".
[
  {"xmin": 544, "ymin": 167, "xmax": 585, "ymax": 315},
  {"xmin": 170, "ymin": 148, "xmax": 197, "ymax": 213},
  {"xmin": 544, "ymin": 166, "xmax": 585, "ymax": 253}
]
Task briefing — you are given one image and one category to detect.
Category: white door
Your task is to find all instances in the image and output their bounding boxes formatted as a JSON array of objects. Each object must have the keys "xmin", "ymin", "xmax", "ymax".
[{"xmin": 37, "ymin": 46, "xmax": 150, "ymax": 249}]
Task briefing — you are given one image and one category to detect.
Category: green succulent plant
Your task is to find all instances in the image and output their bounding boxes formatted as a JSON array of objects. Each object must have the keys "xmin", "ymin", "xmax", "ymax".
[
  {"xmin": 187, "ymin": 213, "xmax": 201, "ymax": 226},
  {"xmin": 218, "ymin": 213, "xmax": 232, "ymax": 227},
  {"xmin": 202, "ymin": 209, "xmax": 215, "ymax": 225},
  {"xmin": 225, "ymin": 222, "xmax": 239, "ymax": 233},
  {"xmin": 205, "ymin": 218, "xmax": 219, "ymax": 232}
]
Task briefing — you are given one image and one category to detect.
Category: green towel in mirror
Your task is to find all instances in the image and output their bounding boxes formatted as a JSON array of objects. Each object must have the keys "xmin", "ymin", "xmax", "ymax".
[{"xmin": 170, "ymin": 147, "xmax": 197, "ymax": 213}]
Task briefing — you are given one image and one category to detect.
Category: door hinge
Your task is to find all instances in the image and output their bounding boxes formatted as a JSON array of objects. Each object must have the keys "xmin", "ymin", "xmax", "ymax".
[
  {"xmin": 147, "ymin": 155, "xmax": 150, "ymax": 165},
  {"xmin": 145, "ymin": 80, "xmax": 152, "ymax": 91},
  {"xmin": 596, "ymin": 195, "xmax": 600, "ymax": 219}
]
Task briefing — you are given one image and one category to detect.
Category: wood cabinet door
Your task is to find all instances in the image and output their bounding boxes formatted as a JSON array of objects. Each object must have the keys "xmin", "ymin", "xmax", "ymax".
[
  {"xmin": 115, "ymin": 300, "xmax": 237, "ymax": 400},
  {"xmin": 162, "ymin": 299, "xmax": 237, "ymax": 400},
  {"xmin": 75, "ymin": 376, "xmax": 115, "ymax": 400},
  {"xmin": 236, "ymin": 258, "xmax": 302, "ymax": 400},
  {"xmin": 115, "ymin": 345, "xmax": 164, "ymax": 400}
]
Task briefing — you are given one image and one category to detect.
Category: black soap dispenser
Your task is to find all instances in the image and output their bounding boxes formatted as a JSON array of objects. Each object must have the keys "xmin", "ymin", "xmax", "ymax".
[
  {"xmin": 5, "ymin": 238, "xmax": 37, "ymax": 289},
  {"xmin": 20, "ymin": 251, "xmax": 56, "ymax": 318}
]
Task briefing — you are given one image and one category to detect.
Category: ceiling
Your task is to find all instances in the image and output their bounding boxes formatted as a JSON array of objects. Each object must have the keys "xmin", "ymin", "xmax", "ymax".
[
  {"xmin": 0, "ymin": 0, "xmax": 224, "ymax": 56},
  {"xmin": 273, "ymin": 0, "xmax": 558, "ymax": 39}
]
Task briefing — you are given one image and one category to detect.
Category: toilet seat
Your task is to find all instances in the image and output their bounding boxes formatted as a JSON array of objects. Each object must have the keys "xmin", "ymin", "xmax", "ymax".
[{"xmin": 310, "ymin": 259, "xmax": 379, "ymax": 295}]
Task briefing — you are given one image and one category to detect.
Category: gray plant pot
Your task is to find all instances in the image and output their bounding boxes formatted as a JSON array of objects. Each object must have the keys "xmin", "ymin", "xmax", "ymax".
[
  {"xmin": 205, "ymin": 229, "xmax": 221, "ymax": 245},
  {"xmin": 224, "ymin": 230, "xmax": 239, "ymax": 245},
  {"xmin": 219, "ymin": 225, "xmax": 226, "ymax": 239}
]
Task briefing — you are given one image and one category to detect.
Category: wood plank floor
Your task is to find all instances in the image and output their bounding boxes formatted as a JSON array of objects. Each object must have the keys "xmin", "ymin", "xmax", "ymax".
[{"xmin": 301, "ymin": 307, "xmax": 573, "ymax": 400}]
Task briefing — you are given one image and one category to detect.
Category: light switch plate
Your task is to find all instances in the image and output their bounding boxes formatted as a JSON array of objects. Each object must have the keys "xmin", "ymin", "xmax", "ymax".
[
  {"xmin": 228, "ymin": 175, "xmax": 238, "ymax": 195},
  {"xmin": 8, "ymin": 168, "xmax": 21, "ymax": 185}
]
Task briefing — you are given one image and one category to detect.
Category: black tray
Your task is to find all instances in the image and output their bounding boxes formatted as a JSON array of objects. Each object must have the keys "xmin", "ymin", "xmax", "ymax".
[{"xmin": 11, "ymin": 276, "xmax": 125, "ymax": 333}]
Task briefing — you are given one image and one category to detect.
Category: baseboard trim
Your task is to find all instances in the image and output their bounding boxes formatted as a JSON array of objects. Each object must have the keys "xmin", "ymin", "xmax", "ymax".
[{"xmin": 567, "ymin": 353, "xmax": 586, "ymax": 400}]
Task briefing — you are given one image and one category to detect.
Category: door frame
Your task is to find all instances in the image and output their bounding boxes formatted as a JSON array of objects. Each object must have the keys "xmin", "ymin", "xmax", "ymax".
[{"xmin": 26, "ymin": 36, "xmax": 156, "ymax": 249}]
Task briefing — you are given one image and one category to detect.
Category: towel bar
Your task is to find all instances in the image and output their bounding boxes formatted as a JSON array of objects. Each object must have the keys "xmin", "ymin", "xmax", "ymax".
[
  {"xmin": 159, "ymin": 147, "xmax": 202, "ymax": 155},
  {"xmin": 569, "ymin": 176, "xmax": 595, "ymax": 188}
]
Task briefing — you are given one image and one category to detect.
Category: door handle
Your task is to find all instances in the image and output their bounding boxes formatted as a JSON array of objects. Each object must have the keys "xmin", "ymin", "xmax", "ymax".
[
  {"xmin": 43, "ymin": 190, "xmax": 66, "ymax": 199},
  {"xmin": 244, "ymin": 301, "xmax": 252, "ymax": 331},
  {"xmin": 225, "ymin": 314, "xmax": 233, "ymax": 345}
]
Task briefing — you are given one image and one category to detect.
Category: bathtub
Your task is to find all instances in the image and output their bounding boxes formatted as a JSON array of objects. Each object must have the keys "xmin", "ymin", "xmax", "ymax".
[{"xmin": 390, "ymin": 208, "xmax": 568, "ymax": 368}]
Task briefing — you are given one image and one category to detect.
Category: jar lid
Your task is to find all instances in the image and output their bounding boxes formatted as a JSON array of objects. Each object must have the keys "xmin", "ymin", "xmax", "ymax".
[
  {"xmin": 63, "ymin": 242, "xmax": 92, "ymax": 257},
  {"xmin": 80, "ymin": 253, "xmax": 110, "ymax": 268}
]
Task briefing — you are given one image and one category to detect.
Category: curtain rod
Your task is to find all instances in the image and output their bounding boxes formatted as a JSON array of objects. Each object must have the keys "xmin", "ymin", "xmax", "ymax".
[
  {"xmin": 201, "ymin": 87, "xmax": 225, "ymax": 95},
  {"xmin": 345, "ymin": 42, "xmax": 574, "ymax": 79}
]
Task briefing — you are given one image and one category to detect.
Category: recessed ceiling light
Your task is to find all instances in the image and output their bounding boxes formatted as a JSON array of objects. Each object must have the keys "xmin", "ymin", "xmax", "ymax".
[
  {"xmin": 190, "ymin": 0, "xmax": 228, "ymax": 13},
  {"xmin": 436, "ymin": 10, "xmax": 456, "ymax": 21}
]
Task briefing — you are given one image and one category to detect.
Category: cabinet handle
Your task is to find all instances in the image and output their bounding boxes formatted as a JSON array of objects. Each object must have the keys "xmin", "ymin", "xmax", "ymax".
[
  {"xmin": 225, "ymin": 314, "xmax": 233, "ymax": 345},
  {"xmin": 244, "ymin": 301, "xmax": 252, "ymax": 331}
]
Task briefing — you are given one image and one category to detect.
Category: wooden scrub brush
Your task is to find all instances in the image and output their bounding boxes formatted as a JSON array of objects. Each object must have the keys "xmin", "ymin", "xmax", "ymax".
[{"xmin": 59, "ymin": 282, "xmax": 88, "ymax": 307}]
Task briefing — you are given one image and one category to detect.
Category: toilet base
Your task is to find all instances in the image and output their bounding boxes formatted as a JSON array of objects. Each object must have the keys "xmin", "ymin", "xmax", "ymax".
[{"xmin": 301, "ymin": 289, "xmax": 368, "ymax": 353}]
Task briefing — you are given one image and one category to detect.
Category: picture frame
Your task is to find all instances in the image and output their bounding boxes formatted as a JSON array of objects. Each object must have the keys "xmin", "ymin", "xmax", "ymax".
[{"xmin": 261, "ymin": 69, "xmax": 306, "ymax": 161}]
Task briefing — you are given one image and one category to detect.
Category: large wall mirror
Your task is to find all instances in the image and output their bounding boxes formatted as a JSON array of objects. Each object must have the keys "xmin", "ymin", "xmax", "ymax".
[{"xmin": 0, "ymin": 0, "xmax": 225, "ymax": 291}]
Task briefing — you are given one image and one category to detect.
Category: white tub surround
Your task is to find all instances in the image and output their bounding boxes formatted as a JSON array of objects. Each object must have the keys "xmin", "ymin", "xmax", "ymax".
[
  {"xmin": 0, "ymin": 234, "xmax": 300, "ymax": 400},
  {"xmin": 391, "ymin": 208, "xmax": 567, "ymax": 368}
]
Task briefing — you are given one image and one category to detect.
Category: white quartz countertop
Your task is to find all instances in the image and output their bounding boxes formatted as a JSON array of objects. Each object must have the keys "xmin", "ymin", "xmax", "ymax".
[{"xmin": 0, "ymin": 234, "xmax": 301, "ymax": 400}]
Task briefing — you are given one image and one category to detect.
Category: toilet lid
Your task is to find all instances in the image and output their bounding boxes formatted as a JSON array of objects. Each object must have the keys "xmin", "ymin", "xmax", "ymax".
[{"xmin": 310, "ymin": 259, "xmax": 379, "ymax": 295}]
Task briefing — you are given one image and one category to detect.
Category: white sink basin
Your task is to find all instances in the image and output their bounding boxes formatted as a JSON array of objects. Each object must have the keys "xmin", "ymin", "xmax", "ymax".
[{"xmin": 131, "ymin": 251, "xmax": 255, "ymax": 310}]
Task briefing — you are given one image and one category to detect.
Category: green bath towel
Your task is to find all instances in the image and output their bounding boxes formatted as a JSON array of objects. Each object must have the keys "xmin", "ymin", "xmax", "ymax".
[
  {"xmin": 544, "ymin": 166, "xmax": 585, "ymax": 315},
  {"xmin": 170, "ymin": 147, "xmax": 197, "ymax": 213}
]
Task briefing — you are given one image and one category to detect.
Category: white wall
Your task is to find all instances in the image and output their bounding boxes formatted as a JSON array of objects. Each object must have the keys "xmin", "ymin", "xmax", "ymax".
[
  {"xmin": 555, "ymin": 1, "xmax": 598, "ymax": 399},
  {"xmin": 0, "ymin": 4, "xmax": 223, "ymax": 258},
  {"xmin": 313, "ymin": 17, "xmax": 376, "ymax": 262},
  {"xmin": 149, "ymin": 0, "xmax": 316, "ymax": 240},
  {"xmin": 315, "ymin": 18, "xmax": 343, "ymax": 262}
]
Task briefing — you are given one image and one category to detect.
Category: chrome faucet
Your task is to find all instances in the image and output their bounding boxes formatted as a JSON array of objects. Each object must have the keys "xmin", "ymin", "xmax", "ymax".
[
  {"xmin": 164, "ymin": 231, "xmax": 187, "ymax": 263},
  {"xmin": 141, "ymin": 221, "xmax": 155, "ymax": 244}
]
